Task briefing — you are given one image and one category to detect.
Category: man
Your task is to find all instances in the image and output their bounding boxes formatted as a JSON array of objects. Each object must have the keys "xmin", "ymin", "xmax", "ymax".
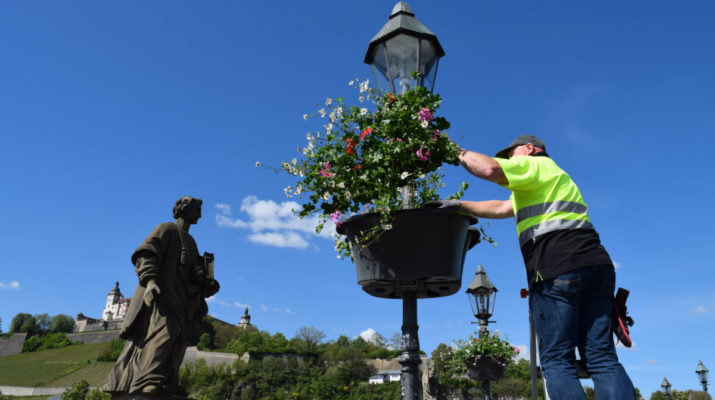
[
  {"xmin": 105, "ymin": 196, "xmax": 220, "ymax": 397},
  {"xmin": 454, "ymin": 135, "xmax": 634, "ymax": 400}
]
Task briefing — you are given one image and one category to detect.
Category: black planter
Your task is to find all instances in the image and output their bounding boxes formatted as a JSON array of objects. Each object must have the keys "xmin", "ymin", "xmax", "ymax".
[
  {"xmin": 337, "ymin": 207, "xmax": 479, "ymax": 299},
  {"xmin": 466, "ymin": 355, "xmax": 506, "ymax": 381}
]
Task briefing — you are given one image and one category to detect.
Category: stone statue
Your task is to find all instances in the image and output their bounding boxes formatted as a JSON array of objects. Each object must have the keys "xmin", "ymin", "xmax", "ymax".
[{"xmin": 104, "ymin": 196, "xmax": 220, "ymax": 399}]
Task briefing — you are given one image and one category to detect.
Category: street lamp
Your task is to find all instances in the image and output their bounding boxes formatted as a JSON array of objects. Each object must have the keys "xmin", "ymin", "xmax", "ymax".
[
  {"xmin": 465, "ymin": 265, "xmax": 499, "ymax": 400},
  {"xmin": 466, "ymin": 264, "xmax": 498, "ymax": 335},
  {"xmin": 696, "ymin": 360, "xmax": 709, "ymax": 396},
  {"xmin": 364, "ymin": 1, "xmax": 445, "ymax": 95},
  {"xmin": 660, "ymin": 377, "xmax": 671, "ymax": 400}
]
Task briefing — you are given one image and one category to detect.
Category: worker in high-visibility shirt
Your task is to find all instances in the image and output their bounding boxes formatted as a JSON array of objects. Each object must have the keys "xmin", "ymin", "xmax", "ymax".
[{"xmin": 455, "ymin": 135, "xmax": 633, "ymax": 400}]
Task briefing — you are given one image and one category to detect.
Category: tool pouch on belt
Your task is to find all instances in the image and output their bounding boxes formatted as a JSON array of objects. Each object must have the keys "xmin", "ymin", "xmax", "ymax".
[{"xmin": 613, "ymin": 287, "xmax": 634, "ymax": 347}]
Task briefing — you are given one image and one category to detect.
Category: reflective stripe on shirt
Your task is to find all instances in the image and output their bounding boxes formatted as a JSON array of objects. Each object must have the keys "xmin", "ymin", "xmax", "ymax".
[
  {"xmin": 518, "ymin": 218, "xmax": 594, "ymax": 247},
  {"xmin": 515, "ymin": 201, "xmax": 589, "ymax": 224}
]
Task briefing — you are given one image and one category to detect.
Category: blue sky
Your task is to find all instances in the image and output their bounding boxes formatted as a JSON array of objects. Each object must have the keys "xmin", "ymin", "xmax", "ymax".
[{"xmin": 1, "ymin": 0, "xmax": 713, "ymax": 396}]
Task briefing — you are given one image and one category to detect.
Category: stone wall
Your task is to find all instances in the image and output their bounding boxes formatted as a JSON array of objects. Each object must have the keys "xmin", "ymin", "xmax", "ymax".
[
  {"xmin": 67, "ymin": 330, "xmax": 120, "ymax": 344},
  {"xmin": 0, "ymin": 333, "xmax": 27, "ymax": 356}
]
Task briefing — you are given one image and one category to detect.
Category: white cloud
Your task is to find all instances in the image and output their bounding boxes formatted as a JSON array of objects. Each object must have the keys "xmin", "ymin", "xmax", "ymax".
[
  {"xmin": 616, "ymin": 339, "xmax": 638, "ymax": 351},
  {"xmin": 206, "ymin": 296, "xmax": 215, "ymax": 303},
  {"xmin": 234, "ymin": 301, "xmax": 249, "ymax": 309},
  {"xmin": 359, "ymin": 328, "xmax": 380, "ymax": 344},
  {"xmin": 0, "ymin": 281, "xmax": 20, "ymax": 290},
  {"xmin": 248, "ymin": 231, "xmax": 310, "ymax": 249},
  {"xmin": 285, "ymin": 309, "xmax": 291, "ymax": 314},
  {"xmin": 516, "ymin": 344, "xmax": 529, "ymax": 360},
  {"xmin": 613, "ymin": 261, "xmax": 621, "ymax": 270},
  {"xmin": 260, "ymin": 305, "xmax": 268, "ymax": 312},
  {"xmin": 215, "ymin": 203, "xmax": 232, "ymax": 215},
  {"xmin": 215, "ymin": 196, "xmax": 336, "ymax": 249},
  {"xmin": 694, "ymin": 305, "xmax": 708, "ymax": 314}
]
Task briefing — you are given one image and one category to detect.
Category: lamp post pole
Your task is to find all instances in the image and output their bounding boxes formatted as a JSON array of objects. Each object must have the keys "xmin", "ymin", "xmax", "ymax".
[
  {"xmin": 661, "ymin": 377, "xmax": 671, "ymax": 400},
  {"xmin": 466, "ymin": 265, "xmax": 498, "ymax": 400},
  {"xmin": 363, "ymin": 4, "xmax": 446, "ymax": 399},
  {"xmin": 696, "ymin": 361, "xmax": 709, "ymax": 399}
]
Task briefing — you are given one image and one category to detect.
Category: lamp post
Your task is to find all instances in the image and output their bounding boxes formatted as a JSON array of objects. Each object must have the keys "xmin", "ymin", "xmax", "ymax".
[
  {"xmin": 466, "ymin": 265, "xmax": 498, "ymax": 400},
  {"xmin": 696, "ymin": 360, "xmax": 709, "ymax": 398},
  {"xmin": 364, "ymin": 1, "xmax": 445, "ymax": 96},
  {"xmin": 660, "ymin": 377, "xmax": 671, "ymax": 400},
  {"xmin": 362, "ymin": 3, "xmax": 445, "ymax": 400},
  {"xmin": 466, "ymin": 265, "xmax": 498, "ymax": 335}
]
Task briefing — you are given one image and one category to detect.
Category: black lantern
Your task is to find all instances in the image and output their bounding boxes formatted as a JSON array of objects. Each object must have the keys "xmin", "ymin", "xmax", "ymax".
[
  {"xmin": 661, "ymin": 377, "xmax": 671, "ymax": 400},
  {"xmin": 696, "ymin": 360, "xmax": 709, "ymax": 393},
  {"xmin": 466, "ymin": 265, "xmax": 498, "ymax": 334},
  {"xmin": 364, "ymin": 1, "xmax": 445, "ymax": 95}
]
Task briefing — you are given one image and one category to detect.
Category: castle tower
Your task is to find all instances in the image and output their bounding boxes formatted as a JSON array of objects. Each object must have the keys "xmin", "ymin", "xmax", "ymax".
[
  {"xmin": 238, "ymin": 307, "xmax": 251, "ymax": 329},
  {"xmin": 102, "ymin": 281, "xmax": 126, "ymax": 321}
]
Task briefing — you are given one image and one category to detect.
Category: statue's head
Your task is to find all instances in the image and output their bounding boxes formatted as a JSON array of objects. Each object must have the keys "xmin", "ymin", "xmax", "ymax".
[{"xmin": 173, "ymin": 196, "xmax": 203, "ymax": 224}]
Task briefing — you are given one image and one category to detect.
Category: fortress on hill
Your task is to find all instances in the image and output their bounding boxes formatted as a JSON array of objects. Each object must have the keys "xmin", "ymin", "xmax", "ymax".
[{"xmin": 75, "ymin": 281, "xmax": 251, "ymax": 332}]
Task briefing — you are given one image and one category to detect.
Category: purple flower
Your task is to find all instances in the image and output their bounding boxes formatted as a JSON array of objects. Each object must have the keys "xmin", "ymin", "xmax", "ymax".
[
  {"xmin": 431, "ymin": 130, "xmax": 441, "ymax": 140},
  {"xmin": 416, "ymin": 146, "xmax": 430, "ymax": 162},
  {"xmin": 330, "ymin": 210, "xmax": 343, "ymax": 227},
  {"xmin": 417, "ymin": 107, "xmax": 434, "ymax": 123}
]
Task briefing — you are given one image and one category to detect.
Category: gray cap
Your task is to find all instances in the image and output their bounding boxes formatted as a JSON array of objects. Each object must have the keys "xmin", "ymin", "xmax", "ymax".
[{"xmin": 494, "ymin": 134, "xmax": 546, "ymax": 159}]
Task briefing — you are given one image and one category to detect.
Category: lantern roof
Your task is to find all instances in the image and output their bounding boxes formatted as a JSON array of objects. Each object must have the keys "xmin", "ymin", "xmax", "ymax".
[
  {"xmin": 661, "ymin": 377, "xmax": 671, "ymax": 388},
  {"xmin": 696, "ymin": 360, "xmax": 709, "ymax": 375},
  {"xmin": 466, "ymin": 265, "xmax": 498, "ymax": 293},
  {"xmin": 364, "ymin": 2, "xmax": 445, "ymax": 64}
]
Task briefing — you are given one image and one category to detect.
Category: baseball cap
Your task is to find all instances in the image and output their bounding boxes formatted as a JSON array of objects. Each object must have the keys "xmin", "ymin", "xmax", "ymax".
[{"xmin": 494, "ymin": 135, "xmax": 546, "ymax": 159}]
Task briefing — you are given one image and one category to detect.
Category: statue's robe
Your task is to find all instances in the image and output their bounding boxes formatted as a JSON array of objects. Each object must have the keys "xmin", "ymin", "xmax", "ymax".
[{"xmin": 104, "ymin": 222, "xmax": 219, "ymax": 395}]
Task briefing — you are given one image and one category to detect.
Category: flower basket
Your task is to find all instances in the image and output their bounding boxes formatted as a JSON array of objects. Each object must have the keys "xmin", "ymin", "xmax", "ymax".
[
  {"xmin": 466, "ymin": 355, "xmax": 506, "ymax": 381},
  {"xmin": 336, "ymin": 206, "xmax": 479, "ymax": 299}
]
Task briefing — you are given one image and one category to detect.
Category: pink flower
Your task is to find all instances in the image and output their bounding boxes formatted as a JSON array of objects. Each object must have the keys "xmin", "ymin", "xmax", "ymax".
[
  {"xmin": 417, "ymin": 108, "xmax": 434, "ymax": 123},
  {"xmin": 431, "ymin": 130, "xmax": 441, "ymax": 140},
  {"xmin": 330, "ymin": 209, "xmax": 342, "ymax": 227},
  {"xmin": 395, "ymin": 137, "xmax": 403, "ymax": 142},
  {"xmin": 416, "ymin": 146, "xmax": 430, "ymax": 162},
  {"xmin": 319, "ymin": 161, "xmax": 333, "ymax": 178},
  {"xmin": 514, "ymin": 347, "xmax": 520, "ymax": 353}
]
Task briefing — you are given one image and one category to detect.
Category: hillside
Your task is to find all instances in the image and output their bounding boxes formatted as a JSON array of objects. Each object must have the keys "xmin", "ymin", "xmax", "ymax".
[{"xmin": 0, "ymin": 342, "xmax": 113, "ymax": 388}]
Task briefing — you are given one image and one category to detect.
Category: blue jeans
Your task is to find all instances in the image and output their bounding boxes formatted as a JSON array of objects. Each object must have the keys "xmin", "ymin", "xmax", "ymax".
[{"xmin": 530, "ymin": 265, "xmax": 635, "ymax": 400}]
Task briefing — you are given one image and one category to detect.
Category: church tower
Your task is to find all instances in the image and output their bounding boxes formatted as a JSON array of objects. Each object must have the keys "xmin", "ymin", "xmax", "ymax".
[
  {"xmin": 238, "ymin": 307, "xmax": 251, "ymax": 329},
  {"xmin": 103, "ymin": 282, "xmax": 122, "ymax": 321}
]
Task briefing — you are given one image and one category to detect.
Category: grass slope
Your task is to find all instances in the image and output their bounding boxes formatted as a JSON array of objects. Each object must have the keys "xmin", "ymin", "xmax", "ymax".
[{"xmin": 0, "ymin": 342, "xmax": 110, "ymax": 387}]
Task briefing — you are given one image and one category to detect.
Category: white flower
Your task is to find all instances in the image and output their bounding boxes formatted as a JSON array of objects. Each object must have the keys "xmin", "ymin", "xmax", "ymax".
[
  {"xmin": 359, "ymin": 95, "xmax": 365, "ymax": 102},
  {"xmin": 291, "ymin": 158, "xmax": 297, "ymax": 165},
  {"xmin": 360, "ymin": 108, "xmax": 367, "ymax": 115},
  {"xmin": 323, "ymin": 192, "xmax": 331, "ymax": 201},
  {"xmin": 345, "ymin": 190, "xmax": 351, "ymax": 199},
  {"xmin": 325, "ymin": 123, "xmax": 333, "ymax": 134},
  {"xmin": 337, "ymin": 182, "xmax": 345, "ymax": 189},
  {"xmin": 284, "ymin": 186, "xmax": 293, "ymax": 197},
  {"xmin": 401, "ymin": 171, "xmax": 409, "ymax": 179},
  {"xmin": 303, "ymin": 114, "xmax": 308, "ymax": 120},
  {"xmin": 360, "ymin": 79, "xmax": 369, "ymax": 93},
  {"xmin": 294, "ymin": 186, "xmax": 303, "ymax": 195},
  {"xmin": 348, "ymin": 80, "xmax": 354, "ymax": 86},
  {"xmin": 421, "ymin": 120, "xmax": 429, "ymax": 128},
  {"xmin": 325, "ymin": 98, "xmax": 332, "ymax": 106},
  {"xmin": 302, "ymin": 147, "xmax": 308, "ymax": 155},
  {"xmin": 318, "ymin": 108, "xmax": 326, "ymax": 117},
  {"xmin": 255, "ymin": 161, "xmax": 260, "ymax": 167}
]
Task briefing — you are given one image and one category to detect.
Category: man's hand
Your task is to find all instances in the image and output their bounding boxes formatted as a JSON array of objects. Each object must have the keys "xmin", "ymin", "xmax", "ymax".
[
  {"xmin": 143, "ymin": 280, "xmax": 161, "ymax": 307},
  {"xmin": 423, "ymin": 200, "xmax": 462, "ymax": 209}
]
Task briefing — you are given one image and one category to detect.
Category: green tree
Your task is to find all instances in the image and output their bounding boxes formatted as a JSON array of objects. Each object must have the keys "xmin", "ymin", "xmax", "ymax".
[
  {"xmin": 35, "ymin": 313, "xmax": 52, "ymax": 334},
  {"xmin": 294, "ymin": 326, "xmax": 326, "ymax": 353},
  {"xmin": 62, "ymin": 380, "xmax": 90, "ymax": 400},
  {"xmin": 10, "ymin": 313, "xmax": 36, "ymax": 334},
  {"xmin": 197, "ymin": 332, "xmax": 213, "ymax": 350},
  {"xmin": 86, "ymin": 389, "xmax": 110, "ymax": 400},
  {"xmin": 50, "ymin": 314, "xmax": 76, "ymax": 333},
  {"xmin": 97, "ymin": 337, "xmax": 126, "ymax": 361}
]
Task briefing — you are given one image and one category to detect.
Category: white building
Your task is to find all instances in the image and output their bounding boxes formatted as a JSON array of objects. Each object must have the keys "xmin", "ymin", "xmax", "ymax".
[
  {"xmin": 368, "ymin": 370, "xmax": 401, "ymax": 384},
  {"xmin": 76, "ymin": 282, "xmax": 131, "ymax": 332},
  {"xmin": 102, "ymin": 281, "xmax": 130, "ymax": 321}
]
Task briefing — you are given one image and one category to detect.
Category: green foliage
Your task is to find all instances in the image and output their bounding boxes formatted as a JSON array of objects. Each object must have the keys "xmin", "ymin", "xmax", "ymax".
[
  {"xmin": 96, "ymin": 337, "xmax": 126, "ymax": 361},
  {"xmin": 197, "ymin": 332, "xmax": 213, "ymax": 350},
  {"xmin": 10, "ymin": 313, "xmax": 36, "ymax": 334},
  {"xmin": 650, "ymin": 389, "xmax": 712, "ymax": 400},
  {"xmin": 450, "ymin": 330, "xmax": 520, "ymax": 374},
  {"xmin": 277, "ymin": 79, "xmax": 468, "ymax": 259},
  {"xmin": 62, "ymin": 379, "xmax": 90, "ymax": 400},
  {"xmin": 22, "ymin": 332, "xmax": 73, "ymax": 353},
  {"xmin": 51, "ymin": 314, "xmax": 76, "ymax": 333},
  {"xmin": 86, "ymin": 389, "xmax": 111, "ymax": 400}
]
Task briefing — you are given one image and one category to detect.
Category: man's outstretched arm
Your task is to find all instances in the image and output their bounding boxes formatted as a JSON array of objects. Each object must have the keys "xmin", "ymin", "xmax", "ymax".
[
  {"xmin": 458, "ymin": 149, "xmax": 508, "ymax": 185},
  {"xmin": 461, "ymin": 199, "xmax": 514, "ymax": 219}
]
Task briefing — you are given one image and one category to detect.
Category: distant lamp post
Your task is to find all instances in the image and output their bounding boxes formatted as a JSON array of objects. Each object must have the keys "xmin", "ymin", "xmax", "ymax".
[
  {"xmin": 466, "ymin": 264, "xmax": 498, "ymax": 335},
  {"xmin": 696, "ymin": 360, "xmax": 709, "ymax": 396},
  {"xmin": 364, "ymin": 1, "xmax": 445, "ymax": 95},
  {"xmin": 661, "ymin": 377, "xmax": 671, "ymax": 400},
  {"xmin": 465, "ymin": 265, "xmax": 499, "ymax": 400}
]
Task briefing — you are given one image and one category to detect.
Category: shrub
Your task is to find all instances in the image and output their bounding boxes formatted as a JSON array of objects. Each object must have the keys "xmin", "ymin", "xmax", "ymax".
[
  {"xmin": 97, "ymin": 337, "xmax": 126, "ymax": 361},
  {"xmin": 22, "ymin": 332, "xmax": 72, "ymax": 352}
]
